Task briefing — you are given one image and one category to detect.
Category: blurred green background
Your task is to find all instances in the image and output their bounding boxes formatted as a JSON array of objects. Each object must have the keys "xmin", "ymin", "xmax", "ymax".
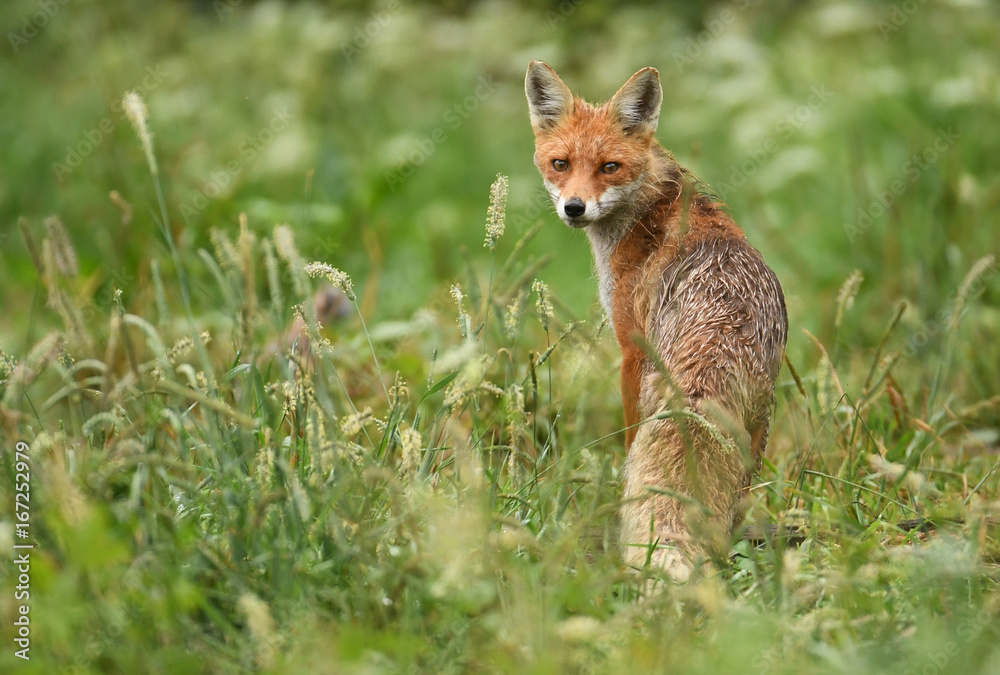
[
  {"xmin": 3, "ymin": 1, "xmax": 1000, "ymax": 672},
  {"xmin": 3, "ymin": 0, "xmax": 997, "ymax": 380}
]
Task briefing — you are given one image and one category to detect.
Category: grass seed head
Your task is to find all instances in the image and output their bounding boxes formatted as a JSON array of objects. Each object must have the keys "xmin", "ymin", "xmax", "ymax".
[
  {"xmin": 123, "ymin": 91, "xmax": 158, "ymax": 176},
  {"xmin": 399, "ymin": 425, "xmax": 423, "ymax": 475},
  {"xmin": 238, "ymin": 593, "xmax": 279, "ymax": 668},
  {"xmin": 43, "ymin": 216, "xmax": 79, "ymax": 278},
  {"xmin": 835, "ymin": 269, "xmax": 863, "ymax": 331},
  {"xmin": 340, "ymin": 407, "xmax": 374, "ymax": 437},
  {"xmin": 484, "ymin": 173, "xmax": 509, "ymax": 251},
  {"xmin": 451, "ymin": 284, "xmax": 472, "ymax": 339},
  {"xmin": 532, "ymin": 279, "xmax": 553, "ymax": 331},
  {"xmin": 504, "ymin": 290, "xmax": 527, "ymax": 342},
  {"xmin": 304, "ymin": 261, "xmax": 355, "ymax": 301}
]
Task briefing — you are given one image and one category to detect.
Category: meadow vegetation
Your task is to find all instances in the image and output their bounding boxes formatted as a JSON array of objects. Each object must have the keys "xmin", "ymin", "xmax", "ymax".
[{"xmin": 1, "ymin": 0, "xmax": 999, "ymax": 672}]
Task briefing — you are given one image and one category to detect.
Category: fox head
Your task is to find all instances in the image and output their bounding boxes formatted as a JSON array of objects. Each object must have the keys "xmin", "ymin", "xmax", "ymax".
[{"xmin": 525, "ymin": 61, "xmax": 663, "ymax": 228}]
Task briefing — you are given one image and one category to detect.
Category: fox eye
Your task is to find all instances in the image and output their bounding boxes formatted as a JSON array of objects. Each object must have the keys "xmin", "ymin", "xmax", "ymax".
[
  {"xmin": 600, "ymin": 162, "xmax": 620, "ymax": 174},
  {"xmin": 552, "ymin": 159, "xmax": 569, "ymax": 171}
]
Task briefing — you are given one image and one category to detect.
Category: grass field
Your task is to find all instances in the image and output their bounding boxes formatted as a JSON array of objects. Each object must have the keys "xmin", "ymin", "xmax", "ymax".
[{"xmin": 2, "ymin": 0, "xmax": 1000, "ymax": 672}]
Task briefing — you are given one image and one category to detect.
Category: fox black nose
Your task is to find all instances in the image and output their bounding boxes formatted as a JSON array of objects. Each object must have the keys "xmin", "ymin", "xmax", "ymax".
[{"xmin": 564, "ymin": 197, "xmax": 586, "ymax": 218}]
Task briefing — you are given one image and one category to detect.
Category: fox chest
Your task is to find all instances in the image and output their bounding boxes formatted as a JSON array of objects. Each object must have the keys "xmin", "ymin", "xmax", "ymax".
[
  {"xmin": 587, "ymin": 223, "xmax": 671, "ymax": 328},
  {"xmin": 586, "ymin": 229, "xmax": 621, "ymax": 329}
]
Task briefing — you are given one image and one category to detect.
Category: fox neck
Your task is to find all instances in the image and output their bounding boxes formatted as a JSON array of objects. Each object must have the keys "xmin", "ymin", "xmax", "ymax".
[
  {"xmin": 584, "ymin": 144, "xmax": 683, "ymax": 330},
  {"xmin": 586, "ymin": 217, "xmax": 631, "ymax": 328}
]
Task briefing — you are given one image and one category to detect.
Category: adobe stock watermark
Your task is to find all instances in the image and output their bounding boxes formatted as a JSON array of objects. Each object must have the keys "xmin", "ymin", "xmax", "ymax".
[
  {"xmin": 57, "ymin": 570, "xmax": 145, "ymax": 674},
  {"xmin": 898, "ymin": 256, "xmax": 996, "ymax": 362},
  {"xmin": 546, "ymin": 0, "xmax": 584, "ymax": 29},
  {"xmin": 179, "ymin": 107, "xmax": 296, "ymax": 223},
  {"xmin": 508, "ymin": 190, "xmax": 557, "ymax": 231},
  {"xmin": 754, "ymin": 602, "xmax": 997, "ymax": 674},
  {"xmin": 913, "ymin": 605, "xmax": 996, "ymax": 675},
  {"xmin": 340, "ymin": 0, "xmax": 404, "ymax": 63},
  {"xmin": 12, "ymin": 441, "xmax": 33, "ymax": 661},
  {"xmin": 877, "ymin": 0, "xmax": 928, "ymax": 40},
  {"xmin": 672, "ymin": 0, "xmax": 762, "ymax": 72},
  {"xmin": 715, "ymin": 84, "xmax": 833, "ymax": 200},
  {"xmin": 843, "ymin": 127, "xmax": 959, "ymax": 242},
  {"xmin": 51, "ymin": 64, "xmax": 169, "ymax": 182},
  {"xmin": 312, "ymin": 232, "xmax": 352, "ymax": 263},
  {"xmin": 383, "ymin": 74, "xmax": 499, "ymax": 192},
  {"xmin": 78, "ymin": 267, "xmax": 138, "ymax": 326},
  {"xmin": 7, "ymin": 0, "xmax": 71, "ymax": 55},
  {"xmin": 213, "ymin": 0, "xmax": 242, "ymax": 20}
]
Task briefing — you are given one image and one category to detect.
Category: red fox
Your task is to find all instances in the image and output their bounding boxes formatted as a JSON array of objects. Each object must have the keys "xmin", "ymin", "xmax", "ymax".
[{"xmin": 525, "ymin": 61, "xmax": 788, "ymax": 581}]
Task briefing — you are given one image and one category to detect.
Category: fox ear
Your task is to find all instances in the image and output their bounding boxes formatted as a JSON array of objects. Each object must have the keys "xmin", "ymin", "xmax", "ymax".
[
  {"xmin": 609, "ymin": 67, "xmax": 662, "ymax": 137},
  {"xmin": 525, "ymin": 60, "xmax": 574, "ymax": 130}
]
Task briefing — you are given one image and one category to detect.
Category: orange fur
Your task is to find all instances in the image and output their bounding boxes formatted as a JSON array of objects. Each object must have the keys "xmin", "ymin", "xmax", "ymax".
[{"xmin": 526, "ymin": 61, "xmax": 787, "ymax": 581}]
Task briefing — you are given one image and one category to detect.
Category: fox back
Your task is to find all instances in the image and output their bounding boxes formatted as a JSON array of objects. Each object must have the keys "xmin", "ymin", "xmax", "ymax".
[{"xmin": 525, "ymin": 61, "xmax": 788, "ymax": 580}]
